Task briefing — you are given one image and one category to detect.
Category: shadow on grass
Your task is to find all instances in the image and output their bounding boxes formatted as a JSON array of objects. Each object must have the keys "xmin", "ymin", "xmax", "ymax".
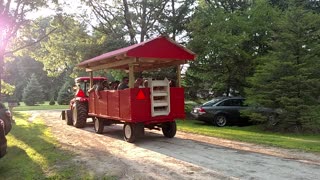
[{"xmin": 0, "ymin": 112, "xmax": 85, "ymax": 179}]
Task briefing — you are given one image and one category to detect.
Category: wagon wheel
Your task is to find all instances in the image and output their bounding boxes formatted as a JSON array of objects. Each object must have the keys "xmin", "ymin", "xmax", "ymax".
[
  {"xmin": 162, "ymin": 121, "xmax": 176, "ymax": 138},
  {"xmin": 94, "ymin": 117, "xmax": 104, "ymax": 134},
  {"xmin": 123, "ymin": 123, "xmax": 137, "ymax": 143}
]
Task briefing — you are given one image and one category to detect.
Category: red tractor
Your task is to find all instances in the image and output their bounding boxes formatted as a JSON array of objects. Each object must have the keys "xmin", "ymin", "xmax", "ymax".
[{"xmin": 61, "ymin": 77, "xmax": 107, "ymax": 127}]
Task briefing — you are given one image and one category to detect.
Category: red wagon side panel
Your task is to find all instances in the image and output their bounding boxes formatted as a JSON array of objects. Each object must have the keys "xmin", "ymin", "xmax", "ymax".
[
  {"xmin": 130, "ymin": 88, "xmax": 151, "ymax": 122},
  {"xmin": 96, "ymin": 91, "xmax": 108, "ymax": 115},
  {"xmin": 89, "ymin": 91, "xmax": 95, "ymax": 114},
  {"xmin": 88, "ymin": 87, "xmax": 185, "ymax": 123},
  {"xmin": 107, "ymin": 91, "xmax": 120, "ymax": 118},
  {"xmin": 119, "ymin": 89, "xmax": 132, "ymax": 121},
  {"xmin": 170, "ymin": 88, "xmax": 185, "ymax": 119}
]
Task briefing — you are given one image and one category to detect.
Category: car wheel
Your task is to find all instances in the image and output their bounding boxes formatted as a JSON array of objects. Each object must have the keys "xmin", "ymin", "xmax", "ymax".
[
  {"xmin": 214, "ymin": 114, "xmax": 227, "ymax": 127},
  {"xmin": 267, "ymin": 114, "xmax": 279, "ymax": 126}
]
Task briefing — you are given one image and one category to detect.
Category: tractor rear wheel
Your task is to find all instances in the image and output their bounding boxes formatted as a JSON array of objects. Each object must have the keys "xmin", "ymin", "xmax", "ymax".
[
  {"xmin": 72, "ymin": 101, "xmax": 87, "ymax": 128},
  {"xmin": 94, "ymin": 117, "xmax": 104, "ymax": 134},
  {"xmin": 162, "ymin": 121, "xmax": 176, "ymax": 138},
  {"xmin": 65, "ymin": 110, "xmax": 73, "ymax": 125}
]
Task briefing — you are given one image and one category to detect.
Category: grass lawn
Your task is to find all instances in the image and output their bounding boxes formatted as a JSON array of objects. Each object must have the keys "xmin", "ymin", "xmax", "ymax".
[
  {"xmin": 5, "ymin": 101, "xmax": 69, "ymax": 111},
  {"xmin": 177, "ymin": 119, "xmax": 320, "ymax": 153},
  {"xmin": 0, "ymin": 112, "xmax": 113, "ymax": 179}
]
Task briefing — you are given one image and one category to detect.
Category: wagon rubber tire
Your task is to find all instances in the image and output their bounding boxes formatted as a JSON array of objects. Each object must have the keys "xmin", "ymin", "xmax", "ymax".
[
  {"xmin": 123, "ymin": 123, "xmax": 137, "ymax": 143},
  {"xmin": 72, "ymin": 101, "xmax": 87, "ymax": 128},
  {"xmin": 162, "ymin": 121, "xmax": 176, "ymax": 138},
  {"xmin": 94, "ymin": 117, "xmax": 104, "ymax": 134},
  {"xmin": 66, "ymin": 110, "xmax": 73, "ymax": 126},
  {"xmin": 214, "ymin": 114, "xmax": 227, "ymax": 127}
]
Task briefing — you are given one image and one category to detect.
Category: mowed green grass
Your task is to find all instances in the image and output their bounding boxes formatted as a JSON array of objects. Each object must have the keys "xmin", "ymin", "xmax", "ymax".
[
  {"xmin": 5, "ymin": 101, "xmax": 69, "ymax": 111},
  {"xmin": 0, "ymin": 112, "xmax": 111, "ymax": 179},
  {"xmin": 177, "ymin": 119, "xmax": 320, "ymax": 153}
]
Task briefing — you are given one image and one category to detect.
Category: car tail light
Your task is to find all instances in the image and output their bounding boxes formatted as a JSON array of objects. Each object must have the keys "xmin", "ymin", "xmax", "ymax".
[
  {"xmin": 76, "ymin": 89, "xmax": 86, "ymax": 98},
  {"xmin": 199, "ymin": 107, "xmax": 206, "ymax": 115},
  {"xmin": 5, "ymin": 110, "xmax": 11, "ymax": 117}
]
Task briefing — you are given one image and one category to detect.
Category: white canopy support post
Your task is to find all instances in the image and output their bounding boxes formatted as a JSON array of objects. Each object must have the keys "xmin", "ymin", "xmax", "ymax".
[
  {"xmin": 129, "ymin": 64, "xmax": 135, "ymax": 88},
  {"xmin": 89, "ymin": 71, "xmax": 93, "ymax": 88},
  {"xmin": 176, "ymin": 65, "xmax": 181, "ymax": 87}
]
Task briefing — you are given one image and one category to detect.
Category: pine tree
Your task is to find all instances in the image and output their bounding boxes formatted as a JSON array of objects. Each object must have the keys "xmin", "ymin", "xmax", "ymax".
[
  {"xmin": 186, "ymin": 1, "xmax": 258, "ymax": 97},
  {"xmin": 57, "ymin": 79, "xmax": 74, "ymax": 105},
  {"xmin": 22, "ymin": 74, "xmax": 45, "ymax": 106},
  {"xmin": 246, "ymin": 5, "xmax": 320, "ymax": 132}
]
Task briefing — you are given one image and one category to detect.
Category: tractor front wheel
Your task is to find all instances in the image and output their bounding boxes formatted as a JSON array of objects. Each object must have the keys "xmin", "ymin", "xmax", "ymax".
[
  {"xmin": 72, "ymin": 101, "xmax": 87, "ymax": 128},
  {"xmin": 65, "ymin": 110, "xmax": 73, "ymax": 125}
]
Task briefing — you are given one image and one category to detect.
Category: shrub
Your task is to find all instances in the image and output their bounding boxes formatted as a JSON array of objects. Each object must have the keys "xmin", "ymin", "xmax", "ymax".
[
  {"xmin": 57, "ymin": 81, "xmax": 73, "ymax": 105},
  {"xmin": 49, "ymin": 99, "xmax": 55, "ymax": 105}
]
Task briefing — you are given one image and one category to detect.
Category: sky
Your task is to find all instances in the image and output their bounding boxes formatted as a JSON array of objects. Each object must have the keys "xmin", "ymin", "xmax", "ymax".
[{"xmin": 26, "ymin": 0, "xmax": 86, "ymax": 19}]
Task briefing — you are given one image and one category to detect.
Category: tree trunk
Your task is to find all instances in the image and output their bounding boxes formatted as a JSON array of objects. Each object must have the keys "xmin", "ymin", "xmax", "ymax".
[
  {"xmin": 140, "ymin": 0, "xmax": 147, "ymax": 42},
  {"xmin": 171, "ymin": 0, "xmax": 176, "ymax": 41},
  {"xmin": 123, "ymin": 0, "xmax": 136, "ymax": 44}
]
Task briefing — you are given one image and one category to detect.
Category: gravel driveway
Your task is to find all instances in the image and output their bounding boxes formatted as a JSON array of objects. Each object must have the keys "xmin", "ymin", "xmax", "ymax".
[{"xmin": 30, "ymin": 110, "xmax": 320, "ymax": 180}]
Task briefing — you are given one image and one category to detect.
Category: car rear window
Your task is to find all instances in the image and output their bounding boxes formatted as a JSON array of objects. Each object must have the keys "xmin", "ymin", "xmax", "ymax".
[
  {"xmin": 202, "ymin": 98, "xmax": 223, "ymax": 106},
  {"xmin": 218, "ymin": 99, "xmax": 245, "ymax": 106}
]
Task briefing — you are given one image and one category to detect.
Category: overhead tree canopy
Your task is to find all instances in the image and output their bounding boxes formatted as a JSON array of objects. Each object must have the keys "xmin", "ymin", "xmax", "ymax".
[
  {"xmin": 0, "ymin": 0, "xmax": 49, "ymax": 100},
  {"xmin": 81, "ymin": 0, "xmax": 196, "ymax": 43}
]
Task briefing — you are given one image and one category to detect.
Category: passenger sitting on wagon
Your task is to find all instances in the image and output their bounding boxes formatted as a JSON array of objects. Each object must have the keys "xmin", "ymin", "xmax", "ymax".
[
  {"xmin": 88, "ymin": 80, "xmax": 109, "ymax": 98},
  {"xmin": 117, "ymin": 77, "xmax": 129, "ymax": 90},
  {"xmin": 134, "ymin": 77, "xmax": 143, "ymax": 88},
  {"xmin": 143, "ymin": 79, "xmax": 148, "ymax": 88},
  {"xmin": 109, "ymin": 80, "xmax": 120, "ymax": 90},
  {"xmin": 169, "ymin": 79, "xmax": 176, "ymax": 87}
]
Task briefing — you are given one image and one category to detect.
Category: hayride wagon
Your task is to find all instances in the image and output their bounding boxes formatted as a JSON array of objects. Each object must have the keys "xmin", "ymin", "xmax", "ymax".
[{"xmin": 76, "ymin": 36, "xmax": 196, "ymax": 142}]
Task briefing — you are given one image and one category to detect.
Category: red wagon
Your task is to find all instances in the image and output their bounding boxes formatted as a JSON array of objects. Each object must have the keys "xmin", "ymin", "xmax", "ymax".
[{"xmin": 76, "ymin": 36, "xmax": 196, "ymax": 142}]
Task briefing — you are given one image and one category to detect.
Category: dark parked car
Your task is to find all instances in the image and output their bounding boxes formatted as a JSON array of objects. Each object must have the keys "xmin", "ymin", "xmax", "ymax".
[
  {"xmin": 0, "ymin": 103, "xmax": 13, "ymax": 158},
  {"xmin": 191, "ymin": 97, "xmax": 275, "ymax": 127}
]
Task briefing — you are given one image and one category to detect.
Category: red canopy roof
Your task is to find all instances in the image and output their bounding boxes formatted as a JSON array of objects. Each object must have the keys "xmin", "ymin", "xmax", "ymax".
[{"xmin": 77, "ymin": 36, "xmax": 196, "ymax": 72}]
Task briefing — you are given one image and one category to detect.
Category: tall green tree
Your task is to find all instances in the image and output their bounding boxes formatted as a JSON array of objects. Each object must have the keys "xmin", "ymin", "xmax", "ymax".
[
  {"xmin": 29, "ymin": 17, "xmax": 92, "ymax": 77},
  {"xmin": 186, "ymin": 0, "xmax": 254, "ymax": 97},
  {"xmin": 82, "ymin": 0, "xmax": 196, "ymax": 43},
  {"xmin": 245, "ymin": 4, "xmax": 320, "ymax": 132},
  {"xmin": 0, "ymin": 0, "xmax": 49, "ymax": 100},
  {"xmin": 4, "ymin": 56, "xmax": 59, "ymax": 101},
  {"xmin": 22, "ymin": 73, "xmax": 45, "ymax": 106}
]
